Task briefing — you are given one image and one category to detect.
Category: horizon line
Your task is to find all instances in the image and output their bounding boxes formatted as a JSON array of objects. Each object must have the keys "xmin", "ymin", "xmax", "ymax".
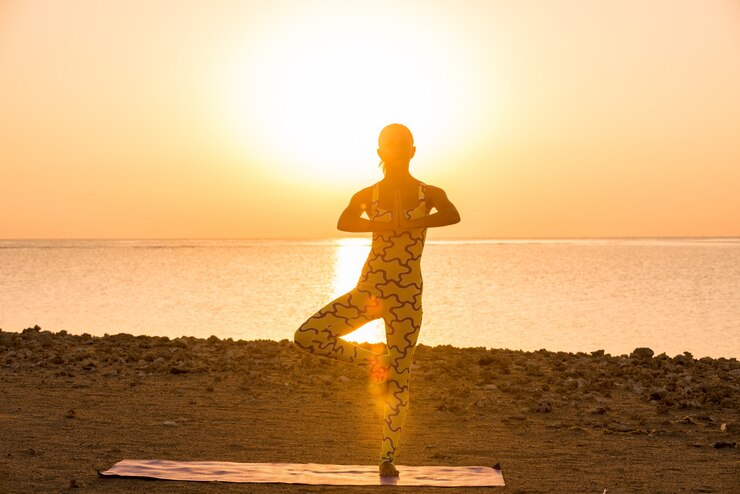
[{"xmin": 1, "ymin": 235, "xmax": 739, "ymax": 241}]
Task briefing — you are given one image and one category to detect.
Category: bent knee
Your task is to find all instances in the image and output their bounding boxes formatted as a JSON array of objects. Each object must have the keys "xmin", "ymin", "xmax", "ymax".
[{"xmin": 293, "ymin": 326, "xmax": 315, "ymax": 350}]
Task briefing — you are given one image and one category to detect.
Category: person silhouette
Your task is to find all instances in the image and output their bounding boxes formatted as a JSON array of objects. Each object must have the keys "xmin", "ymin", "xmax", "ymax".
[{"xmin": 293, "ymin": 123, "xmax": 461, "ymax": 477}]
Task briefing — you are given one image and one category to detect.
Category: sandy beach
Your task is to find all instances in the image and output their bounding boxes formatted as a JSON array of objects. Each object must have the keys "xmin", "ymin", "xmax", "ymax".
[{"xmin": 1, "ymin": 326, "xmax": 738, "ymax": 493}]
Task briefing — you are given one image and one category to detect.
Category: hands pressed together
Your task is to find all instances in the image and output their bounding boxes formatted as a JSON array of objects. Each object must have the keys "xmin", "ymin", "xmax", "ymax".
[
  {"xmin": 387, "ymin": 189, "xmax": 418, "ymax": 232},
  {"xmin": 336, "ymin": 183, "xmax": 460, "ymax": 233}
]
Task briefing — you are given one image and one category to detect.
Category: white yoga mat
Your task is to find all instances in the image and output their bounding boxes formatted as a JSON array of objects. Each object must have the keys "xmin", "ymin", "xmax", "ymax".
[{"xmin": 100, "ymin": 459, "xmax": 505, "ymax": 487}]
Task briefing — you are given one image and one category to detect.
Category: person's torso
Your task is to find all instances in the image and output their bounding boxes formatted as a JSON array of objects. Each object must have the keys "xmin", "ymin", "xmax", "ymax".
[{"xmin": 356, "ymin": 182, "xmax": 428, "ymax": 296}]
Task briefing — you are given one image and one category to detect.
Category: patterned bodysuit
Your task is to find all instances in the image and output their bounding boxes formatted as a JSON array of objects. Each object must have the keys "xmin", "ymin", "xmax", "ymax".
[{"xmin": 294, "ymin": 181, "xmax": 427, "ymax": 465}]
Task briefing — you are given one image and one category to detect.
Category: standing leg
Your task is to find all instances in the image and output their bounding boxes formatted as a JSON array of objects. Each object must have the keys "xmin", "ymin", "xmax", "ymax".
[
  {"xmin": 379, "ymin": 298, "xmax": 422, "ymax": 470},
  {"xmin": 294, "ymin": 288, "xmax": 389, "ymax": 374}
]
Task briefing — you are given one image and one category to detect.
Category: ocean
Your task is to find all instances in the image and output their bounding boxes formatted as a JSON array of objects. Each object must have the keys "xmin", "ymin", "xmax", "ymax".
[{"xmin": 1, "ymin": 238, "xmax": 738, "ymax": 358}]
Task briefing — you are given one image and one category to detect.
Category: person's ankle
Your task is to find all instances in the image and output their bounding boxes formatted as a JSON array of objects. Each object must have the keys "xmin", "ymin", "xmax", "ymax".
[{"xmin": 379, "ymin": 459, "xmax": 399, "ymax": 476}]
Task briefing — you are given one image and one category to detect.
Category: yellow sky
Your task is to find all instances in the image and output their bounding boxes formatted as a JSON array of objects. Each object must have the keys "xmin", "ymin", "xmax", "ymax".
[{"xmin": 1, "ymin": 0, "xmax": 738, "ymax": 239}]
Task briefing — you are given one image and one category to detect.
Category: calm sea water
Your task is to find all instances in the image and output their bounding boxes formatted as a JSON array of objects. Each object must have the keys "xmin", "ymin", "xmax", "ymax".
[{"xmin": 1, "ymin": 238, "xmax": 738, "ymax": 358}]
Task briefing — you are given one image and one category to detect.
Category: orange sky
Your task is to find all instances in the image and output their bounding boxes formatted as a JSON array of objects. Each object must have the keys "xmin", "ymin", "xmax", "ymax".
[{"xmin": 1, "ymin": 0, "xmax": 739, "ymax": 239}]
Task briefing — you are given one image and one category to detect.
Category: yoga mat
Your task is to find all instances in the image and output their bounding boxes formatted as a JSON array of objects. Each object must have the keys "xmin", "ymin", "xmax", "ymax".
[{"xmin": 100, "ymin": 459, "xmax": 505, "ymax": 487}]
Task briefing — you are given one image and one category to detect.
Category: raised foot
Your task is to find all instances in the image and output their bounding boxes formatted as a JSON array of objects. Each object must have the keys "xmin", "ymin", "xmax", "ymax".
[{"xmin": 379, "ymin": 461, "xmax": 399, "ymax": 477}]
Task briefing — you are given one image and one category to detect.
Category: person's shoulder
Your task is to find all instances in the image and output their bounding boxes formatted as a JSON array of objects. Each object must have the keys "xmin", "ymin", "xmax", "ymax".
[
  {"xmin": 350, "ymin": 184, "xmax": 377, "ymax": 203},
  {"xmin": 421, "ymin": 183, "xmax": 448, "ymax": 197}
]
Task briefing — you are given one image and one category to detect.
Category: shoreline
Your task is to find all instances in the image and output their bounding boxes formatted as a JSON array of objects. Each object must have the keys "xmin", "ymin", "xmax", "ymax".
[
  {"xmin": 2, "ymin": 326, "xmax": 736, "ymax": 361},
  {"xmin": 2, "ymin": 326, "xmax": 738, "ymax": 493}
]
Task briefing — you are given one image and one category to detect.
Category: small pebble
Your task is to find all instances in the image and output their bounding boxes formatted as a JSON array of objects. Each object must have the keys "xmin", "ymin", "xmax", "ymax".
[
  {"xmin": 675, "ymin": 416, "xmax": 698, "ymax": 426},
  {"xmin": 608, "ymin": 422, "xmax": 633, "ymax": 433},
  {"xmin": 712, "ymin": 441, "xmax": 737, "ymax": 449}
]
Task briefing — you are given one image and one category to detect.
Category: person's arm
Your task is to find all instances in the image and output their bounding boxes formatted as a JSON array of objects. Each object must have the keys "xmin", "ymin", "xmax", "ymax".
[
  {"xmin": 337, "ymin": 189, "xmax": 396, "ymax": 232},
  {"xmin": 399, "ymin": 185, "xmax": 460, "ymax": 230}
]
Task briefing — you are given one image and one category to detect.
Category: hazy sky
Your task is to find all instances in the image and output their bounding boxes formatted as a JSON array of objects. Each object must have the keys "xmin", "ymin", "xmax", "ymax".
[{"xmin": 1, "ymin": 0, "xmax": 738, "ymax": 239}]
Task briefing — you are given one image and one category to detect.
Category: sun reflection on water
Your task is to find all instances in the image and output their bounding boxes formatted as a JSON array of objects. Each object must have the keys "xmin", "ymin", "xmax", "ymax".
[{"xmin": 332, "ymin": 238, "xmax": 385, "ymax": 344}]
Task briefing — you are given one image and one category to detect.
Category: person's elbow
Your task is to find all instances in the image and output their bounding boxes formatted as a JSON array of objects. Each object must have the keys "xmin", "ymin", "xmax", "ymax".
[
  {"xmin": 337, "ymin": 214, "xmax": 353, "ymax": 232},
  {"xmin": 447, "ymin": 208, "xmax": 461, "ymax": 225}
]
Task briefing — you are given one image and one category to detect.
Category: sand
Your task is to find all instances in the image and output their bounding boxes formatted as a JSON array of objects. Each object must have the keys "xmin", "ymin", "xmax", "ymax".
[{"xmin": 1, "ymin": 326, "xmax": 738, "ymax": 493}]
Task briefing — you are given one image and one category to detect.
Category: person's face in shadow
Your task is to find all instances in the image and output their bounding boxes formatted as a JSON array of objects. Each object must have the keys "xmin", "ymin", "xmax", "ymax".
[{"xmin": 377, "ymin": 130, "xmax": 416, "ymax": 171}]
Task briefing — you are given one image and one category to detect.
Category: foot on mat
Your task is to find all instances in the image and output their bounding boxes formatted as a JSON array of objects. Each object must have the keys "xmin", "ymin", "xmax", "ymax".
[{"xmin": 379, "ymin": 461, "xmax": 399, "ymax": 477}]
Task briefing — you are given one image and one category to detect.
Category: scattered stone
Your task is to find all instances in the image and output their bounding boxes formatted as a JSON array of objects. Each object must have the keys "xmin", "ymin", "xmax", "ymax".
[
  {"xmin": 162, "ymin": 421, "xmax": 178, "ymax": 427},
  {"xmin": 675, "ymin": 416, "xmax": 698, "ymax": 425},
  {"xmin": 69, "ymin": 478, "xmax": 80, "ymax": 488},
  {"xmin": 607, "ymin": 422, "xmax": 633, "ymax": 433},
  {"xmin": 535, "ymin": 400, "xmax": 552, "ymax": 413},
  {"xmin": 589, "ymin": 406, "xmax": 607, "ymax": 415},
  {"xmin": 39, "ymin": 332, "xmax": 53, "ymax": 348},
  {"xmin": 2, "ymin": 329, "xmax": 738, "ymax": 421},
  {"xmin": 475, "ymin": 397, "xmax": 493, "ymax": 408},
  {"xmin": 630, "ymin": 347, "xmax": 654, "ymax": 359},
  {"xmin": 720, "ymin": 422, "xmax": 734, "ymax": 432},
  {"xmin": 170, "ymin": 338, "xmax": 188, "ymax": 349},
  {"xmin": 712, "ymin": 441, "xmax": 737, "ymax": 449},
  {"xmin": 65, "ymin": 409, "xmax": 76, "ymax": 419},
  {"xmin": 648, "ymin": 387, "xmax": 667, "ymax": 401}
]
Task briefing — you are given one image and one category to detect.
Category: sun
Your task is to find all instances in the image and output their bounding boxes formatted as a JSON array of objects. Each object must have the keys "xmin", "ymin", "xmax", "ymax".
[{"xmin": 219, "ymin": 2, "xmax": 490, "ymax": 186}]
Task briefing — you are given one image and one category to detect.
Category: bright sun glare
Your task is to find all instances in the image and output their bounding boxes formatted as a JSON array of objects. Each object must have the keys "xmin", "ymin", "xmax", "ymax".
[
  {"xmin": 221, "ymin": 2, "xmax": 490, "ymax": 185},
  {"xmin": 331, "ymin": 238, "xmax": 384, "ymax": 344}
]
